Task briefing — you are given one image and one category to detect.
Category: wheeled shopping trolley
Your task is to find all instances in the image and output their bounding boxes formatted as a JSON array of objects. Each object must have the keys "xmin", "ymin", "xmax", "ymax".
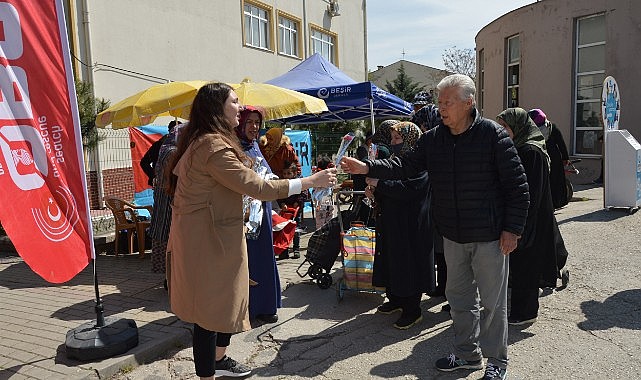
[{"xmin": 336, "ymin": 197, "xmax": 385, "ymax": 300}]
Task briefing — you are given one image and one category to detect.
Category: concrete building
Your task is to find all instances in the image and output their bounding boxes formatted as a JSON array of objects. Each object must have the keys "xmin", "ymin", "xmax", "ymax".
[
  {"xmin": 475, "ymin": 0, "xmax": 641, "ymax": 182},
  {"xmin": 62, "ymin": 0, "xmax": 367, "ymax": 206},
  {"xmin": 65, "ymin": 0, "xmax": 367, "ymax": 104},
  {"xmin": 369, "ymin": 60, "xmax": 450, "ymax": 102}
]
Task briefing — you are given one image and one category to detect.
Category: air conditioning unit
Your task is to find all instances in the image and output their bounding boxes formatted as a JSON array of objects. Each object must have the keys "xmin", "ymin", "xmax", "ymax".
[{"xmin": 327, "ymin": 1, "xmax": 340, "ymax": 17}]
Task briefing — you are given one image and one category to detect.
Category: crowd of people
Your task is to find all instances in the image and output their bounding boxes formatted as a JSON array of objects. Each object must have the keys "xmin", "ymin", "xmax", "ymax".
[{"xmin": 141, "ymin": 74, "xmax": 572, "ymax": 379}]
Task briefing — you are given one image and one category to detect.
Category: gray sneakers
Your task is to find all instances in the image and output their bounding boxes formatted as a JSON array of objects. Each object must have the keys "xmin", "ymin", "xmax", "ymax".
[
  {"xmin": 483, "ymin": 363, "xmax": 507, "ymax": 380},
  {"xmin": 435, "ymin": 353, "xmax": 483, "ymax": 372},
  {"xmin": 215, "ymin": 356, "xmax": 251, "ymax": 377}
]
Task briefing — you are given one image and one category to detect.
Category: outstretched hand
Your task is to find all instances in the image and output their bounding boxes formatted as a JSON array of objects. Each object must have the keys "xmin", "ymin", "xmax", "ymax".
[
  {"xmin": 310, "ymin": 168, "xmax": 338, "ymax": 188},
  {"xmin": 340, "ymin": 157, "xmax": 369, "ymax": 174}
]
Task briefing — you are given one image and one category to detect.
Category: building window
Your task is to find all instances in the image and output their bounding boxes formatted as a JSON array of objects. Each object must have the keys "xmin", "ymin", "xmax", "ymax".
[
  {"xmin": 506, "ymin": 35, "xmax": 520, "ymax": 108},
  {"xmin": 574, "ymin": 14, "xmax": 605, "ymax": 156},
  {"xmin": 310, "ymin": 25, "xmax": 337, "ymax": 64},
  {"xmin": 478, "ymin": 49, "xmax": 484, "ymax": 115},
  {"xmin": 243, "ymin": 1, "xmax": 272, "ymax": 50},
  {"xmin": 278, "ymin": 12, "xmax": 300, "ymax": 58}
]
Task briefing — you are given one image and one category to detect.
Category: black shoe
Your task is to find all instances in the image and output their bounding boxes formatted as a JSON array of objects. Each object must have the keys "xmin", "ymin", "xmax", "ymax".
[
  {"xmin": 215, "ymin": 356, "xmax": 251, "ymax": 377},
  {"xmin": 393, "ymin": 313, "xmax": 423, "ymax": 330},
  {"xmin": 435, "ymin": 353, "xmax": 483, "ymax": 372},
  {"xmin": 257, "ymin": 313, "xmax": 279, "ymax": 323},
  {"xmin": 291, "ymin": 250, "xmax": 301, "ymax": 259},
  {"xmin": 277, "ymin": 250, "xmax": 290, "ymax": 260},
  {"xmin": 441, "ymin": 303, "xmax": 451, "ymax": 312},
  {"xmin": 592, "ymin": 177, "xmax": 603, "ymax": 184},
  {"xmin": 377, "ymin": 302, "xmax": 402, "ymax": 314}
]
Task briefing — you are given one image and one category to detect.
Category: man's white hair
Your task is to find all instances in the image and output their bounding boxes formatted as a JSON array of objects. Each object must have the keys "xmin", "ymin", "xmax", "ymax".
[{"xmin": 437, "ymin": 74, "xmax": 476, "ymax": 105}]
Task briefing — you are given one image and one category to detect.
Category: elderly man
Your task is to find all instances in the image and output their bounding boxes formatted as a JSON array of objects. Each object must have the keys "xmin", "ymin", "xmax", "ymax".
[{"xmin": 341, "ymin": 74, "xmax": 529, "ymax": 380}]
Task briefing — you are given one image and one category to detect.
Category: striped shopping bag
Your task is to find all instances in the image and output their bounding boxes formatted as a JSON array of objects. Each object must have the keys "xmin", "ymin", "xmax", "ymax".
[{"xmin": 341, "ymin": 225, "xmax": 385, "ymax": 292}]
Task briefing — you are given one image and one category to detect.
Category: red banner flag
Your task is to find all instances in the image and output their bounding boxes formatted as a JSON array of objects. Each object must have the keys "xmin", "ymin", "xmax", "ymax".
[{"xmin": 0, "ymin": 0, "xmax": 93, "ymax": 282}]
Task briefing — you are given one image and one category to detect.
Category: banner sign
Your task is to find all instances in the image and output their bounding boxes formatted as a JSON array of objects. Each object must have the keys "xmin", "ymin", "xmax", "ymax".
[
  {"xmin": 602, "ymin": 76, "xmax": 620, "ymax": 131},
  {"xmin": 0, "ymin": 0, "xmax": 93, "ymax": 282},
  {"xmin": 284, "ymin": 129, "xmax": 312, "ymax": 177},
  {"xmin": 284, "ymin": 129, "xmax": 312, "ymax": 212}
]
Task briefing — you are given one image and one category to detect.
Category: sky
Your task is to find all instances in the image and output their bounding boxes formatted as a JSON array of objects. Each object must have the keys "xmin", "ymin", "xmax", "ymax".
[{"xmin": 366, "ymin": 0, "xmax": 535, "ymax": 71}]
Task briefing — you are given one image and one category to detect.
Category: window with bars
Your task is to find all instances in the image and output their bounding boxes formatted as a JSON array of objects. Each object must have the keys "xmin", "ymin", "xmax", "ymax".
[
  {"xmin": 506, "ymin": 35, "xmax": 520, "ymax": 108},
  {"xmin": 278, "ymin": 14, "xmax": 299, "ymax": 58},
  {"xmin": 310, "ymin": 26, "xmax": 336, "ymax": 64},
  {"xmin": 243, "ymin": 2, "xmax": 271, "ymax": 50},
  {"xmin": 574, "ymin": 13, "xmax": 605, "ymax": 156}
]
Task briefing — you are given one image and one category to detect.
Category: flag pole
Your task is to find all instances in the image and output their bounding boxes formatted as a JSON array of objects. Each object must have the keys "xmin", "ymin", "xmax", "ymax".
[{"xmin": 92, "ymin": 259, "xmax": 105, "ymax": 327}]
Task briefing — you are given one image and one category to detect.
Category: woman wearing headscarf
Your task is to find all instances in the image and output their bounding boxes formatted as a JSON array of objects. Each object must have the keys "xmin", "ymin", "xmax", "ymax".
[
  {"xmin": 411, "ymin": 106, "xmax": 450, "ymax": 308},
  {"xmin": 365, "ymin": 121, "xmax": 435, "ymax": 329},
  {"xmin": 411, "ymin": 103, "xmax": 441, "ymax": 133},
  {"xmin": 149, "ymin": 123, "xmax": 183, "ymax": 280},
  {"xmin": 235, "ymin": 106, "xmax": 282, "ymax": 323},
  {"xmin": 370, "ymin": 119, "xmax": 397, "ymax": 160},
  {"xmin": 528, "ymin": 108, "xmax": 571, "ymax": 209},
  {"xmin": 259, "ymin": 127, "xmax": 301, "ymax": 180},
  {"xmin": 496, "ymin": 107, "xmax": 569, "ymax": 325}
]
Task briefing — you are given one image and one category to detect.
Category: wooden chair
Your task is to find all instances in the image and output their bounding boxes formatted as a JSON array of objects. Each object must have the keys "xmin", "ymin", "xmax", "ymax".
[{"xmin": 104, "ymin": 196, "xmax": 153, "ymax": 257}]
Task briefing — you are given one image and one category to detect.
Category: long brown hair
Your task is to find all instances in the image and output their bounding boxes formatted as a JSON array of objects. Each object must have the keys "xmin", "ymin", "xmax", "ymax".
[{"xmin": 164, "ymin": 82, "xmax": 246, "ymax": 195}]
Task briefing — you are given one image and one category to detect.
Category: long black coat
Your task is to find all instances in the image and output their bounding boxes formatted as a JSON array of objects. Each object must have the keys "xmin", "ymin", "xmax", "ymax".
[
  {"xmin": 511, "ymin": 144, "xmax": 564, "ymax": 290},
  {"xmin": 371, "ymin": 171, "xmax": 435, "ymax": 297},
  {"xmin": 547, "ymin": 125, "xmax": 570, "ymax": 209}
]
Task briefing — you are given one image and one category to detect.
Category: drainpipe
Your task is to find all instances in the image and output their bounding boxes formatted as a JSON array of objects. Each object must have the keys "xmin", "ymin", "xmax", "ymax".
[
  {"xmin": 302, "ymin": 0, "xmax": 308, "ymax": 58},
  {"xmin": 79, "ymin": 0, "xmax": 94, "ymax": 86},
  {"xmin": 363, "ymin": 0, "xmax": 368, "ymax": 81},
  {"xmin": 79, "ymin": 0, "xmax": 104, "ymax": 208}
]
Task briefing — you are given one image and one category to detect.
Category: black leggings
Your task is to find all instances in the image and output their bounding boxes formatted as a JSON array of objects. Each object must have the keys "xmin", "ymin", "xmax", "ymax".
[{"xmin": 193, "ymin": 323, "xmax": 232, "ymax": 377}]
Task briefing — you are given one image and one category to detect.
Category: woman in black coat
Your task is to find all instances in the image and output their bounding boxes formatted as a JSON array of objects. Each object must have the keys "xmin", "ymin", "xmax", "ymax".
[
  {"xmin": 528, "ymin": 109, "xmax": 571, "ymax": 209},
  {"xmin": 365, "ymin": 121, "xmax": 435, "ymax": 330},
  {"xmin": 497, "ymin": 108, "xmax": 569, "ymax": 325}
]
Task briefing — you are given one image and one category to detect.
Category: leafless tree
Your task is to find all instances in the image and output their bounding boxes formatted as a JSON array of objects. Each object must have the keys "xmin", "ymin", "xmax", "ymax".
[{"xmin": 442, "ymin": 46, "xmax": 476, "ymax": 81}]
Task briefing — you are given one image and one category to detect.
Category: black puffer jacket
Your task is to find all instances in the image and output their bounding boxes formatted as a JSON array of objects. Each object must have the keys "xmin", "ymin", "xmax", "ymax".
[{"xmin": 367, "ymin": 109, "xmax": 529, "ymax": 243}]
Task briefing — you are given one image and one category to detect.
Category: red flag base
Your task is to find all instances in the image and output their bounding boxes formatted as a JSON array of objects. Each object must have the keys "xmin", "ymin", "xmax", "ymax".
[{"xmin": 65, "ymin": 316, "xmax": 139, "ymax": 361}]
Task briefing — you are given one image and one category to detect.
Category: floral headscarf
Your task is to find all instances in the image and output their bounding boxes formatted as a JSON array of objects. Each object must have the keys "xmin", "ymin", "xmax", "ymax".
[
  {"xmin": 235, "ymin": 106, "xmax": 264, "ymax": 150},
  {"xmin": 497, "ymin": 107, "xmax": 550, "ymax": 170},
  {"xmin": 391, "ymin": 121, "xmax": 422, "ymax": 156},
  {"xmin": 372, "ymin": 119, "xmax": 399, "ymax": 145}
]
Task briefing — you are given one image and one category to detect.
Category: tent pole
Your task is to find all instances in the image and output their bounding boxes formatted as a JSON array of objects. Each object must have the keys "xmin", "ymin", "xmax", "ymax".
[{"xmin": 370, "ymin": 98, "xmax": 375, "ymax": 135}]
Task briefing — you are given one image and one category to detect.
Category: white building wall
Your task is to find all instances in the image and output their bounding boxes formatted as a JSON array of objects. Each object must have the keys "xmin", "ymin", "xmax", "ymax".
[{"xmin": 71, "ymin": 0, "xmax": 366, "ymax": 106}]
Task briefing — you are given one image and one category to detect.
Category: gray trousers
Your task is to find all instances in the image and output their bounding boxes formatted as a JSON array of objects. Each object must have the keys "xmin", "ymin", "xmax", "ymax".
[{"xmin": 443, "ymin": 237, "xmax": 509, "ymax": 368}]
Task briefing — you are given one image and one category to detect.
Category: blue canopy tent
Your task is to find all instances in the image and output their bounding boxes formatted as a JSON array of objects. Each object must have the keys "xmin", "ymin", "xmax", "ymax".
[{"xmin": 266, "ymin": 54, "xmax": 413, "ymax": 132}]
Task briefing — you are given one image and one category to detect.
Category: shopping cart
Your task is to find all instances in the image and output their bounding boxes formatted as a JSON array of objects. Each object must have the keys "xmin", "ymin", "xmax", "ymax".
[{"xmin": 296, "ymin": 190, "xmax": 363, "ymax": 289}]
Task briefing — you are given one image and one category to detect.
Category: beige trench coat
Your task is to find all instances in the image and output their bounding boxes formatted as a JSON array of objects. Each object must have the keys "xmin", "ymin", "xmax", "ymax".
[{"xmin": 167, "ymin": 135, "xmax": 290, "ymax": 333}]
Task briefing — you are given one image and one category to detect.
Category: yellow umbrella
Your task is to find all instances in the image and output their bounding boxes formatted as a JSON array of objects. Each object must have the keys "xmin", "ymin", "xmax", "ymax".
[
  {"xmin": 231, "ymin": 79, "xmax": 328, "ymax": 121},
  {"xmin": 96, "ymin": 80, "xmax": 209, "ymax": 129},
  {"xmin": 96, "ymin": 79, "xmax": 327, "ymax": 128}
]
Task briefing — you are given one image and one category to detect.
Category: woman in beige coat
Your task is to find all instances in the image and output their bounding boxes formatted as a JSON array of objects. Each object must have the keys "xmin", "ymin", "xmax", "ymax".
[{"xmin": 165, "ymin": 82, "xmax": 336, "ymax": 380}]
